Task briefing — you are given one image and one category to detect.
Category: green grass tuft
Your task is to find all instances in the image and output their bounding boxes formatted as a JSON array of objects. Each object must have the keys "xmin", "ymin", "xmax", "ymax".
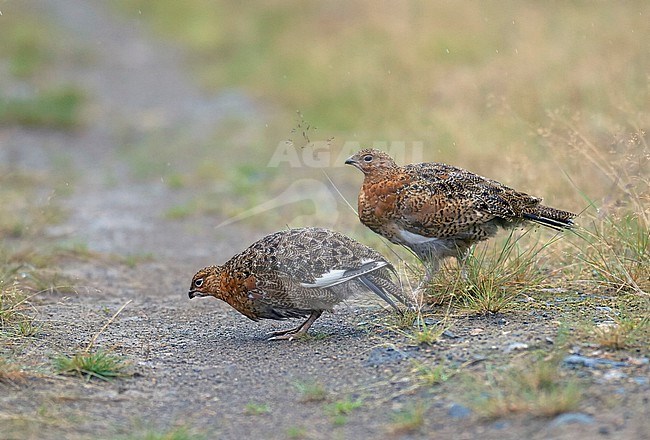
[
  {"xmin": 573, "ymin": 213, "xmax": 649, "ymax": 295},
  {"xmin": 592, "ymin": 309, "xmax": 649, "ymax": 350},
  {"xmin": 388, "ymin": 402, "xmax": 427, "ymax": 435},
  {"xmin": 469, "ymin": 356, "xmax": 582, "ymax": 418},
  {"xmin": 293, "ymin": 380, "xmax": 328, "ymax": 402},
  {"xmin": 244, "ymin": 402, "xmax": 271, "ymax": 415},
  {"xmin": 427, "ymin": 229, "xmax": 555, "ymax": 314},
  {"xmin": 325, "ymin": 397, "xmax": 363, "ymax": 426},
  {"xmin": 410, "ymin": 320, "xmax": 446, "ymax": 346},
  {"xmin": 120, "ymin": 426, "xmax": 206, "ymax": 440},
  {"xmin": 386, "ymin": 308, "xmax": 418, "ymax": 329},
  {"xmin": 0, "ymin": 87, "xmax": 85, "ymax": 129},
  {"xmin": 54, "ymin": 349, "xmax": 130, "ymax": 381},
  {"xmin": 413, "ymin": 362, "xmax": 454, "ymax": 386},
  {"xmin": 0, "ymin": 283, "xmax": 38, "ymax": 338},
  {"xmin": 285, "ymin": 426, "xmax": 308, "ymax": 439}
]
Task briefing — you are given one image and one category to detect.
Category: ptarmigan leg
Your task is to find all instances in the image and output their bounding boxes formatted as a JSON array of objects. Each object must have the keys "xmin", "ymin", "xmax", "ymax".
[
  {"xmin": 457, "ymin": 248, "xmax": 472, "ymax": 282},
  {"xmin": 268, "ymin": 310, "xmax": 323, "ymax": 341},
  {"xmin": 409, "ymin": 259, "xmax": 440, "ymax": 304},
  {"xmin": 421, "ymin": 259, "xmax": 440, "ymax": 285}
]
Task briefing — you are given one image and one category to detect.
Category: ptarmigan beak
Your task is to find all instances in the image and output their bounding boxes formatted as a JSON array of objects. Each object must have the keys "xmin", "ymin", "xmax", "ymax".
[
  {"xmin": 346, "ymin": 156, "xmax": 365, "ymax": 172},
  {"xmin": 188, "ymin": 290, "xmax": 207, "ymax": 299}
]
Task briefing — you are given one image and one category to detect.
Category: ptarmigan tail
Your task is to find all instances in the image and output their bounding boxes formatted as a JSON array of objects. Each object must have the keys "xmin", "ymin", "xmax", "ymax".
[
  {"xmin": 523, "ymin": 205, "xmax": 576, "ymax": 231},
  {"xmin": 359, "ymin": 272, "xmax": 410, "ymax": 310}
]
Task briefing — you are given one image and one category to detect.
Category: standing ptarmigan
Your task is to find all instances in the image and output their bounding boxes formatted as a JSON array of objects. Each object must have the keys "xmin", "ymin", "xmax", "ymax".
[
  {"xmin": 345, "ymin": 149, "xmax": 576, "ymax": 278},
  {"xmin": 188, "ymin": 227, "xmax": 407, "ymax": 340}
]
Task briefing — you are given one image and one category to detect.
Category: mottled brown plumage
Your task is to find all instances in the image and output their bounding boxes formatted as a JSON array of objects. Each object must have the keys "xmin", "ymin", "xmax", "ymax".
[
  {"xmin": 188, "ymin": 227, "xmax": 406, "ymax": 340},
  {"xmin": 345, "ymin": 149, "xmax": 576, "ymax": 277}
]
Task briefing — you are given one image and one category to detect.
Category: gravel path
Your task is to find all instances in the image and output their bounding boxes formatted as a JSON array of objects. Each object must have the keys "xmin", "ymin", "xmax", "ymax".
[{"xmin": 1, "ymin": 2, "xmax": 648, "ymax": 439}]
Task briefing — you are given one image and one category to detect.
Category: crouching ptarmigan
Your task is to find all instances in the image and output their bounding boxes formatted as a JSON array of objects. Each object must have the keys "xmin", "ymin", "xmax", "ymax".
[
  {"xmin": 188, "ymin": 227, "xmax": 407, "ymax": 340},
  {"xmin": 345, "ymin": 149, "xmax": 576, "ymax": 280}
]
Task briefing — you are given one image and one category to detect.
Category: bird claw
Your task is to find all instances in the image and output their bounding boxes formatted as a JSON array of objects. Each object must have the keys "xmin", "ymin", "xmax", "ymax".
[
  {"xmin": 267, "ymin": 333, "xmax": 296, "ymax": 341},
  {"xmin": 267, "ymin": 326, "xmax": 302, "ymax": 340},
  {"xmin": 268, "ymin": 327, "xmax": 300, "ymax": 337},
  {"xmin": 268, "ymin": 330, "xmax": 309, "ymax": 341}
]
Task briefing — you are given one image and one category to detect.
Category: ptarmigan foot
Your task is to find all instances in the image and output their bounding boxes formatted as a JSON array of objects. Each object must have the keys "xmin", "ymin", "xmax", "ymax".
[
  {"xmin": 415, "ymin": 259, "xmax": 440, "ymax": 290},
  {"xmin": 268, "ymin": 325, "xmax": 302, "ymax": 338},
  {"xmin": 267, "ymin": 330, "xmax": 307, "ymax": 341},
  {"xmin": 267, "ymin": 310, "xmax": 323, "ymax": 341},
  {"xmin": 402, "ymin": 259, "xmax": 440, "ymax": 310}
]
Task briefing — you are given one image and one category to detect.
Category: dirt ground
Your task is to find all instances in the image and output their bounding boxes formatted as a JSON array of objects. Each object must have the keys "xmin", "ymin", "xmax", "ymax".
[{"xmin": 1, "ymin": 1, "xmax": 648, "ymax": 439}]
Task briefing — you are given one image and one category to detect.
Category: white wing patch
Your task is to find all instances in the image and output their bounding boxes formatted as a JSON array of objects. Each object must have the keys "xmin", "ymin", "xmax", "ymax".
[
  {"xmin": 300, "ymin": 269, "xmax": 347, "ymax": 288},
  {"xmin": 300, "ymin": 260, "xmax": 388, "ymax": 288},
  {"xmin": 398, "ymin": 229, "xmax": 441, "ymax": 244}
]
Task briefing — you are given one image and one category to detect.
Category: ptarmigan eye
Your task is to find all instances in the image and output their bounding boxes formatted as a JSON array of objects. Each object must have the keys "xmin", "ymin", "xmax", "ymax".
[
  {"xmin": 363, "ymin": 155, "xmax": 373, "ymax": 162},
  {"xmin": 194, "ymin": 278, "xmax": 204, "ymax": 287}
]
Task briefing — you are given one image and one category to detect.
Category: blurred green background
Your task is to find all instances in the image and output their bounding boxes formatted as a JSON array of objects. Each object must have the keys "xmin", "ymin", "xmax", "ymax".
[
  {"xmin": 120, "ymin": 1, "xmax": 648, "ymax": 134},
  {"xmin": 119, "ymin": 0, "xmax": 648, "ymax": 214},
  {"xmin": 1, "ymin": 0, "xmax": 647, "ymax": 237}
]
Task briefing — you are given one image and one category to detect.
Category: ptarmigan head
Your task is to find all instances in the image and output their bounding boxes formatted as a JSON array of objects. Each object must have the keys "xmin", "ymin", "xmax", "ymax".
[
  {"xmin": 188, "ymin": 265, "xmax": 222, "ymax": 299},
  {"xmin": 345, "ymin": 149, "xmax": 397, "ymax": 175}
]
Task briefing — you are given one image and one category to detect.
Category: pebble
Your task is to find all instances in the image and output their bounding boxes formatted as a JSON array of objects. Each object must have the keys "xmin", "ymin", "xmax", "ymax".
[
  {"xmin": 548, "ymin": 412, "xmax": 594, "ymax": 428},
  {"xmin": 563, "ymin": 355, "xmax": 629, "ymax": 369},
  {"xmin": 492, "ymin": 420, "xmax": 509, "ymax": 430},
  {"xmin": 601, "ymin": 369, "xmax": 627, "ymax": 381},
  {"xmin": 447, "ymin": 403, "xmax": 472, "ymax": 419},
  {"xmin": 442, "ymin": 330, "xmax": 459, "ymax": 339},
  {"xmin": 364, "ymin": 347, "xmax": 407, "ymax": 367},
  {"xmin": 540, "ymin": 287, "xmax": 568, "ymax": 294},
  {"xmin": 415, "ymin": 317, "xmax": 439, "ymax": 327},
  {"xmin": 628, "ymin": 357, "xmax": 649, "ymax": 366},
  {"xmin": 504, "ymin": 342, "xmax": 529, "ymax": 353}
]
